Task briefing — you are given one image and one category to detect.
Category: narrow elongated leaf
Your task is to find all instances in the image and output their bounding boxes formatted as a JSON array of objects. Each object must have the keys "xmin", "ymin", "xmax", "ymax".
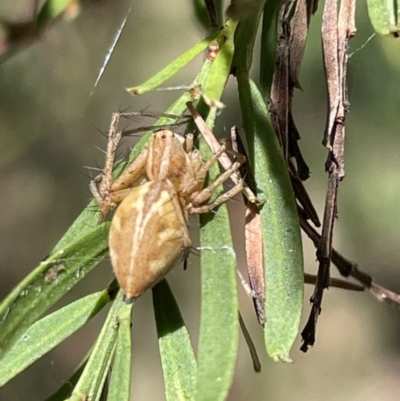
[
  {"xmin": 0, "ymin": 290, "xmax": 111, "ymax": 387},
  {"xmin": 0, "ymin": 222, "xmax": 110, "ymax": 357},
  {"xmin": 126, "ymin": 30, "xmax": 220, "ymax": 95},
  {"xmin": 153, "ymin": 280, "xmax": 197, "ymax": 401},
  {"xmin": 197, "ymin": 206, "xmax": 238, "ymax": 401},
  {"xmin": 67, "ymin": 293, "xmax": 131, "ymax": 401},
  {"xmin": 202, "ymin": 19, "xmax": 238, "ymax": 105},
  {"xmin": 107, "ymin": 300, "xmax": 132, "ymax": 401},
  {"xmin": 232, "ymin": 13, "xmax": 262, "ymax": 76},
  {"xmin": 196, "ymin": 114, "xmax": 238, "ymax": 401},
  {"xmin": 237, "ymin": 77, "xmax": 303, "ymax": 361},
  {"xmin": 122, "ymin": 54, "xmax": 219, "ymax": 169},
  {"xmin": 260, "ymin": 0, "xmax": 285, "ymax": 97}
]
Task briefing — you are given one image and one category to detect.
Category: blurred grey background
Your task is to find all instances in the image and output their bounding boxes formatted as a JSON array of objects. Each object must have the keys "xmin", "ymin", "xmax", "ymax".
[{"xmin": 1, "ymin": 0, "xmax": 400, "ymax": 400}]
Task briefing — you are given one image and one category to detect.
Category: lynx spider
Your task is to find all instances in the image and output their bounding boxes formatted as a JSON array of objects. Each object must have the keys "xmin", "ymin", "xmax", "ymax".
[{"xmin": 90, "ymin": 111, "xmax": 245, "ymax": 303}]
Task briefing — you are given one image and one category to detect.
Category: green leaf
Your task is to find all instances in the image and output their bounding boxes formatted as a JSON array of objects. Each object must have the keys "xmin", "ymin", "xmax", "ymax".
[
  {"xmin": 122, "ymin": 47, "xmax": 219, "ymax": 166},
  {"xmin": 107, "ymin": 299, "xmax": 132, "ymax": 401},
  {"xmin": 126, "ymin": 30, "xmax": 220, "ymax": 95},
  {"xmin": 197, "ymin": 204, "xmax": 238, "ymax": 400},
  {"xmin": 259, "ymin": 0, "xmax": 285, "ymax": 97},
  {"xmin": 0, "ymin": 290, "xmax": 111, "ymax": 387},
  {"xmin": 366, "ymin": 0, "xmax": 400, "ymax": 36},
  {"xmin": 237, "ymin": 77, "xmax": 304, "ymax": 362},
  {"xmin": 202, "ymin": 19, "xmax": 238, "ymax": 105},
  {"xmin": 0, "ymin": 222, "xmax": 110, "ymax": 357},
  {"xmin": 66, "ymin": 292, "xmax": 131, "ymax": 401},
  {"xmin": 232, "ymin": 12, "xmax": 262, "ymax": 76},
  {"xmin": 195, "ymin": 108, "xmax": 239, "ymax": 401},
  {"xmin": 153, "ymin": 280, "xmax": 197, "ymax": 401},
  {"xmin": 197, "ymin": 209, "xmax": 238, "ymax": 400}
]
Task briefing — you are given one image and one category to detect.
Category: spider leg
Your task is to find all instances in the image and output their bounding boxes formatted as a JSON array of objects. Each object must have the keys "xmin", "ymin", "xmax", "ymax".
[
  {"xmin": 188, "ymin": 178, "xmax": 244, "ymax": 214},
  {"xmin": 187, "ymin": 148, "xmax": 245, "ymax": 213},
  {"xmin": 90, "ymin": 113, "xmax": 123, "ymax": 222}
]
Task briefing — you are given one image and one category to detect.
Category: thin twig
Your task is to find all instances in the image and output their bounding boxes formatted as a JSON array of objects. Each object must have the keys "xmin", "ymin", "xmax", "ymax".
[
  {"xmin": 301, "ymin": 0, "xmax": 356, "ymax": 353},
  {"xmin": 299, "ymin": 213, "xmax": 400, "ymax": 308}
]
